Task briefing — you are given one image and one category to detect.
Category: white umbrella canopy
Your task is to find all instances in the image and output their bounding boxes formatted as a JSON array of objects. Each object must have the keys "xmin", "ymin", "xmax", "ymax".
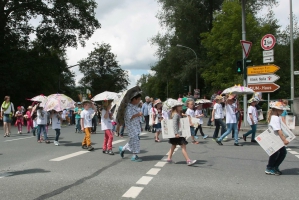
[
  {"xmin": 91, "ymin": 91, "xmax": 118, "ymax": 101},
  {"xmin": 195, "ymin": 99, "xmax": 212, "ymax": 104},
  {"xmin": 43, "ymin": 93, "xmax": 75, "ymax": 112},
  {"xmin": 27, "ymin": 94, "xmax": 48, "ymax": 106},
  {"xmin": 221, "ymin": 85, "xmax": 254, "ymax": 95},
  {"xmin": 112, "ymin": 86, "xmax": 142, "ymax": 125},
  {"xmin": 162, "ymin": 98, "xmax": 178, "ymax": 111}
]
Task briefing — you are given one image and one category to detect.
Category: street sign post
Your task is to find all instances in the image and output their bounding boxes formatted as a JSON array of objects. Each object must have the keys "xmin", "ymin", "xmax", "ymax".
[
  {"xmin": 261, "ymin": 34, "xmax": 276, "ymax": 50},
  {"xmin": 247, "ymin": 74, "xmax": 280, "ymax": 84},
  {"xmin": 247, "ymin": 65, "xmax": 280, "ymax": 75},
  {"xmin": 248, "ymin": 83, "xmax": 280, "ymax": 92},
  {"xmin": 240, "ymin": 40, "xmax": 252, "ymax": 58},
  {"xmin": 263, "ymin": 56, "xmax": 274, "ymax": 63}
]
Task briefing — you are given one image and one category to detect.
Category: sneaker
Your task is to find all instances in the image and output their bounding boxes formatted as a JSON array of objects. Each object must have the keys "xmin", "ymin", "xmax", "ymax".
[
  {"xmin": 54, "ymin": 141, "xmax": 59, "ymax": 146},
  {"xmin": 251, "ymin": 140, "xmax": 257, "ymax": 143},
  {"xmin": 243, "ymin": 134, "xmax": 247, "ymax": 141},
  {"xmin": 274, "ymin": 167, "xmax": 282, "ymax": 175},
  {"xmin": 212, "ymin": 138, "xmax": 217, "ymax": 141},
  {"xmin": 203, "ymin": 135, "xmax": 208, "ymax": 139},
  {"xmin": 119, "ymin": 146, "xmax": 124, "ymax": 158},
  {"xmin": 131, "ymin": 155, "xmax": 142, "ymax": 162},
  {"xmin": 103, "ymin": 150, "xmax": 108, "ymax": 154},
  {"xmin": 192, "ymin": 141, "xmax": 199, "ymax": 144},
  {"xmin": 194, "ymin": 136, "xmax": 199, "ymax": 139},
  {"xmin": 87, "ymin": 146, "xmax": 94, "ymax": 151},
  {"xmin": 265, "ymin": 168, "xmax": 275, "ymax": 175},
  {"xmin": 215, "ymin": 139, "xmax": 223, "ymax": 145},
  {"xmin": 82, "ymin": 145, "xmax": 87, "ymax": 149},
  {"xmin": 223, "ymin": 136, "xmax": 228, "ymax": 141},
  {"xmin": 187, "ymin": 160, "xmax": 196, "ymax": 166},
  {"xmin": 167, "ymin": 159, "xmax": 175, "ymax": 164},
  {"xmin": 234, "ymin": 143, "xmax": 243, "ymax": 146},
  {"xmin": 108, "ymin": 150, "xmax": 114, "ymax": 155},
  {"xmin": 27, "ymin": 131, "xmax": 30, "ymax": 134}
]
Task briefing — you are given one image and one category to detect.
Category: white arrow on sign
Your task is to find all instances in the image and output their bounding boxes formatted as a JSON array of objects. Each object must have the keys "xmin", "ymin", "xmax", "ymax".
[
  {"xmin": 263, "ymin": 56, "xmax": 274, "ymax": 63},
  {"xmin": 247, "ymin": 74, "xmax": 280, "ymax": 84}
]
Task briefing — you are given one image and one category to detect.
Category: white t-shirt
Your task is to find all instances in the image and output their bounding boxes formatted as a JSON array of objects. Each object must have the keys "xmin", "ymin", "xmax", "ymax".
[
  {"xmin": 247, "ymin": 105, "xmax": 258, "ymax": 125},
  {"xmin": 62, "ymin": 110, "xmax": 67, "ymax": 120},
  {"xmin": 80, "ymin": 109, "xmax": 94, "ymax": 128},
  {"xmin": 37, "ymin": 109, "xmax": 48, "ymax": 125},
  {"xmin": 101, "ymin": 109, "xmax": 112, "ymax": 130},
  {"xmin": 225, "ymin": 104, "xmax": 237, "ymax": 124},
  {"xmin": 269, "ymin": 116, "xmax": 281, "ymax": 131},
  {"xmin": 186, "ymin": 108, "xmax": 195, "ymax": 118},
  {"xmin": 51, "ymin": 113, "xmax": 61, "ymax": 129},
  {"xmin": 195, "ymin": 109, "xmax": 203, "ymax": 124},
  {"xmin": 33, "ymin": 118, "xmax": 37, "ymax": 127},
  {"xmin": 1, "ymin": 102, "xmax": 15, "ymax": 114},
  {"xmin": 152, "ymin": 108, "xmax": 159, "ymax": 124},
  {"xmin": 213, "ymin": 103, "xmax": 223, "ymax": 119}
]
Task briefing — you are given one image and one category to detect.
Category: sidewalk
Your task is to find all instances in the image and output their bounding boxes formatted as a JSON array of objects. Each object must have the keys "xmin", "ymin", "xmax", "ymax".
[{"xmin": 201, "ymin": 117, "xmax": 299, "ymax": 136}]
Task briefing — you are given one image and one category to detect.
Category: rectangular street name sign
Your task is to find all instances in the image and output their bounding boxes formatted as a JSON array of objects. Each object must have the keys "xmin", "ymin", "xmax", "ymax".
[
  {"xmin": 263, "ymin": 50, "xmax": 274, "ymax": 57},
  {"xmin": 263, "ymin": 56, "xmax": 274, "ymax": 63},
  {"xmin": 247, "ymin": 65, "xmax": 280, "ymax": 75},
  {"xmin": 294, "ymin": 71, "xmax": 299, "ymax": 75},
  {"xmin": 247, "ymin": 74, "xmax": 280, "ymax": 84},
  {"xmin": 248, "ymin": 83, "xmax": 280, "ymax": 92}
]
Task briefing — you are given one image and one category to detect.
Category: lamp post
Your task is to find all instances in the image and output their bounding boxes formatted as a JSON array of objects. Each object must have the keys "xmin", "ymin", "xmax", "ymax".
[
  {"xmin": 290, "ymin": 0, "xmax": 294, "ymax": 101},
  {"xmin": 177, "ymin": 44, "xmax": 198, "ymax": 90}
]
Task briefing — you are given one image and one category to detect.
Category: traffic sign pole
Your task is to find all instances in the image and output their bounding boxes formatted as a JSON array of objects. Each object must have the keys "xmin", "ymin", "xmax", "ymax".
[{"xmin": 241, "ymin": 0, "xmax": 247, "ymax": 127}]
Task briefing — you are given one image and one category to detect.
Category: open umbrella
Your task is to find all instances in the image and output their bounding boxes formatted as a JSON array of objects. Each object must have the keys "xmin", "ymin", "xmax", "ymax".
[
  {"xmin": 221, "ymin": 85, "xmax": 254, "ymax": 95},
  {"xmin": 91, "ymin": 91, "xmax": 118, "ymax": 101},
  {"xmin": 43, "ymin": 94, "xmax": 75, "ymax": 112},
  {"xmin": 162, "ymin": 98, "xmax": 178, "ymax": 111},
  {"xmin": 27, "ymin": 94, "xmax": 48, "ymax": 106},
  {"xmin": 195, "ymin": 99, "xmax": 212, "ymax": 104},
  {"xmin": 112, "ymin": 86, "xmax": 142, "ymax": 125}
]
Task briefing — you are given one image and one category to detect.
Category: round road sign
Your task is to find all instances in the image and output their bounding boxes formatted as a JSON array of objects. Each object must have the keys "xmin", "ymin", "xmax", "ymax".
[{"xmin": 261, "ymin": 34, "xmax": 276, "ymax": 50}]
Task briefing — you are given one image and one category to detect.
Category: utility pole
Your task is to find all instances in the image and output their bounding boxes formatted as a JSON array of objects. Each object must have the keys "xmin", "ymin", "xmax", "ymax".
[
  {"xmin": 241, "ymin": 0, "xmax": 247, "ymax": 126},
  {"xmin": 290, "ymin": 0, "xmax": 294, "ymax": 101}
]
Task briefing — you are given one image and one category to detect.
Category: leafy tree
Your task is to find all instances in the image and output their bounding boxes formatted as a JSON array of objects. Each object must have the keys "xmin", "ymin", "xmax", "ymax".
[{"xmin": 79, "ymin": 43, "xmax": 129, "ymax": 94}]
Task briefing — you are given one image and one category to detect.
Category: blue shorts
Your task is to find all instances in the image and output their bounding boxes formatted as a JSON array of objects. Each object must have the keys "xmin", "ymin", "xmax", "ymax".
[
  {"xmin": 190, "ymin": 127, "xmax": 195, "ymax": 136},
  {"xmin": 3, "ymin": 114, "xmax": 12, "ymax": 123}
]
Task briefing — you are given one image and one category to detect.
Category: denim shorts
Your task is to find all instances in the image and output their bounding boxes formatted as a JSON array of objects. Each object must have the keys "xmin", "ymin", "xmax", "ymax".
[
  {"xmin": 190, "ymin": 127, "xmax": 195, "ymax": 136},
  {"xmin": 3, "ymin": 114, "xmax": 12, "ymax": 123}
]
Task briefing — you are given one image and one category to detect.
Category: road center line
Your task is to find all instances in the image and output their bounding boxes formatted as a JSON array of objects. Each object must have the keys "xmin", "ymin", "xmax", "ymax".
[
  {"xmin": 288, "ymin": 151, "xmax": 299, "ymax": 155},
  {"xmin": 122, "ymin": 186, "xmax": 144, "ymax": 198},
  {"xmin": 50, "ymin": 151, "xmax": 89, "ymax": 161},
  {"xmin": 155, "ymin": 162, "xmax": 166, "ymax": 167},
  {"xmin": 146, "ymin": 168, "xmax": 161, "ymax": 175},
  {"xmin": 4, "ymin": 136, "xmax": 35, "ymax": 142},
  {"xmin": 136, "ymin": 176, "xmax": 153, "ymax": 185},
  {"xmin": 112, "ymin": 140, "xmax": 125, "ymax": 145}
]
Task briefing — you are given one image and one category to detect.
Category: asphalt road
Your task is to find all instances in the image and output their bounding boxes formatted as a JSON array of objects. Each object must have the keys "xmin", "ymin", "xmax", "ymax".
[{"xmin": 0, "ymin": 124, "xmax": 298, "ymax": 200}]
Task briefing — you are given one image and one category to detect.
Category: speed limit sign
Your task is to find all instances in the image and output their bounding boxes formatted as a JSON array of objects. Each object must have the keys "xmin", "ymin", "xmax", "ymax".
[{"xmin": 261, "ymin": 34, "xmax": 276, "ymax": 50}]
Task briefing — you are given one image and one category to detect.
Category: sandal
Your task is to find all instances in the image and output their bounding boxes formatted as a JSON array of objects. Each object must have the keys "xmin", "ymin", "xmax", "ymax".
[{"xmin": 155, "ymin": 139, "xmax": 160, "ymax": 142}]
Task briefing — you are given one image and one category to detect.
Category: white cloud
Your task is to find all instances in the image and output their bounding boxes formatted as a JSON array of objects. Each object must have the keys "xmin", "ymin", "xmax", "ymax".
[{"xmin": 127, "ymin": 70, "xmax": 141, "ymax": 89}]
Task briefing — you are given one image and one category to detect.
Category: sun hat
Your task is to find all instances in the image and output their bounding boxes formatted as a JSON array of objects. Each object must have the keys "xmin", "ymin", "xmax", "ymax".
[
  {"xmin": 171, "ymin": 100, "xmax": 183, "ymax": 108},
  {"xmin": 82, "ymin": 100, "xmax": 92, "ymax": 105},
  {"xmin": 27, "ymin": 106, "xmax": 32, "ymax": 109},
  {"xmin": 153, "ymin": 99, "xmax": 162, "ymax": 106},
  {"xmin": 215, "ymin": 95, "xmax": 223, "ymax": 100},
  {"xmin": 77, "ymin": 102, "xmax": 82, "ymax": 105},
  {"xmin": 248, "ymin": 97, "xmax": 258, "ymax": 104},
  {"xmin": 129, "ymin": 91, "xmax": 142, "ymax": 100},
  {"xmin": 269, "ymin": 101, "xmax": 290, "ymax": 110}
]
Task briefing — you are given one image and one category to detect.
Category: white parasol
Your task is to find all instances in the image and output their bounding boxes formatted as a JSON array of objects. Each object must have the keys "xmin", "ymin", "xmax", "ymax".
[
  {"xmin": 43, "ymin": 94, "xmax": 76, "ymax": 112},
  {"xmin": 221, "ymin": 85, "xmax": 254, "ymax": 95},
  {"xmin": 91, "ymin": 91, "xmax": 118, "ymax": 101}
]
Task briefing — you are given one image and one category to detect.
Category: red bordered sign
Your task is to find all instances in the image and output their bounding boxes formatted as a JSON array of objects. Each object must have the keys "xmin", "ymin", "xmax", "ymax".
[{"xmin": 261, "ymin": 34, "xmax": 276, "ymax": 50}]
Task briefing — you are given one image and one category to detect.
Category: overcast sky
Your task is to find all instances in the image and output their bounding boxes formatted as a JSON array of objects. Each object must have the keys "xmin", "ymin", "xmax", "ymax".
[{"xmin": 66, "ymin": 0, "xmax": 299, "ymax": 89}]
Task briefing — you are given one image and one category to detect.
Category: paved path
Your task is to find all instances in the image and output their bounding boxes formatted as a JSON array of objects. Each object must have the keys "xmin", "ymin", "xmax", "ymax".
[{"xmin": 0, "ymin": 125, "xmax": 298, "ymax": 200}]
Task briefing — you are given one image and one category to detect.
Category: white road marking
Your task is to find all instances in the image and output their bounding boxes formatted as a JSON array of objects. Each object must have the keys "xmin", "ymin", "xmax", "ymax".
[
  {"xmin": 146, "ymin": 168, "xmax": 161, "ymax": 175},
  {"xmin": 0, "ymin": 172, "xmax": 13, "ymax": 179},
  {"xmin": 4, "ymin": 136, "xmax": 35, "ymax": 142},
  {"xmin": 155, "ymin": 162, "xmax": 166, "ymax": 167},
  {"xmin": 122, "ymin": 186, "xmax": 144, "ymax": 198},
  {"xmin": 112, "ymin": 140, "xmax": 125, "ymax": 145},
  {"xmin": 136, "ymin": 176, "xmax": 153, "ymax": 185},
  {"xmin": 286, "ymin": 148, "xmax": 292, "ymax": 151},
  {"xmin": 50, "ymin": 151, "xmax": 89, "ymax": 161},
  {"xmin": 288, "ymin": 151, "xmax": 299, "ymax": 155},
  {"xmin": 139, "ymin": 132, "xmax": 147, "ymax": 136},
  {"xmin": 296, "ymin": 155, "xmax": 299, "ymax": 159}
]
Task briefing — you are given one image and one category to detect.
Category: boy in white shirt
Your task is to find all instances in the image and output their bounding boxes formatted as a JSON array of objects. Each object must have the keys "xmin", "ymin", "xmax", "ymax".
[
  {"xmin": 211, "ymin": 96, "xmax": 226, "ymax": 140},
  {"xmin": 185, "ymin": 99, "xmax": 199, "ymax": 144},
  {"xmin": 194, "ymin": 104, "xmax": 208, "ymax": 139},
  {"xmin": 81, "ymin": 100, "xmax": 97, "ymax": 151},
  {"xmin": 51, "ymin": 110, "xmax": 63, "ymax": 146},
  {"xmin": 36, "ymin": 105, "xmax": 50, "ymax": 143},
  {"xmin": 243, "ymin": 98, "xmax": 258, "ymax": 143}
]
